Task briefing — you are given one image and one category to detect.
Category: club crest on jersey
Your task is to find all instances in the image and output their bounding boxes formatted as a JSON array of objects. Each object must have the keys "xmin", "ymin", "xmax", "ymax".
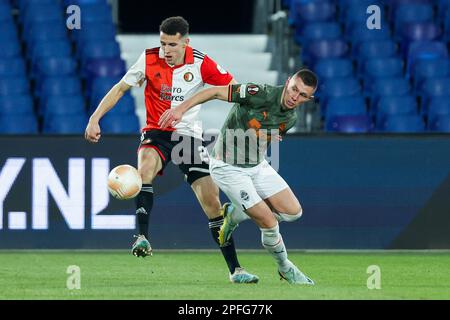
[
  {"xmin": 247, "ymin": 85, "xmax": 259, "ymax": 95},
  {"xmin": 240, "ymin": 190, "xmax": 249, "ymax": 201},
  {"xmin": 183, "ymin": 72, "xmax": 194, "ymax": 82}
]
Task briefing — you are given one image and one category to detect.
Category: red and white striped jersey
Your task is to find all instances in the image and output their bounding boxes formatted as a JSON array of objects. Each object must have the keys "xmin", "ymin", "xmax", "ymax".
[{"xmin": 122, "ymin": 46, "xmax": 233, "ymax": 138}]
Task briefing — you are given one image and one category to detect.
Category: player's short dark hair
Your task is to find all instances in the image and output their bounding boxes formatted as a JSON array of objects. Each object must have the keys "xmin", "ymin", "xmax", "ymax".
[
  {"xmin": 294, "ymin": 69, "xmax": 318, "ymax": 89},
  {"xmin": 159, "ymin": 16, "xmax": 189, "ymax": 37}
]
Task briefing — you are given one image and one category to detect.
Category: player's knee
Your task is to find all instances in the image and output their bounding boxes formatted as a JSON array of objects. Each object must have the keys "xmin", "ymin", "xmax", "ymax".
[
  {"xmin": 275, "ymin": 206, "xmax": 302, "ymax": 222},
  {"xmin": 200, "ymin": 194, "xmax": 221, "ymax": 217}
]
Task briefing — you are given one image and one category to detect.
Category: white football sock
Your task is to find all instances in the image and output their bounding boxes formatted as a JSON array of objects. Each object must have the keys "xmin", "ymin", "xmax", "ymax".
[{"xmin": 260, "ymin": 223, "xmax": 290, "ymax": 271}]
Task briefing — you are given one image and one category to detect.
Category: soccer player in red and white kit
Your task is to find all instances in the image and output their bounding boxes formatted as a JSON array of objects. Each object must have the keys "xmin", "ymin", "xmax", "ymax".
[{"xmin": 85, "ymin": 16, "xmax": 259, "ymax": 283}]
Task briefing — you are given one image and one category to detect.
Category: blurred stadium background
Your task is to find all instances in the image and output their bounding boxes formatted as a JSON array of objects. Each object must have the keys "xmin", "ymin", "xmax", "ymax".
[{"xmin": 0, "ymin": 0, "xmax": 450, "ymax": 300}]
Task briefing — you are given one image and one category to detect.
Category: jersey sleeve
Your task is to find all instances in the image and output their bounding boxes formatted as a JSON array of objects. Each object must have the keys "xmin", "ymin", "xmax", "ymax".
[
  {"xmin": 121, "ymin": 51, "xmax": 146, "ymax": 87},
  {"xmin": 200, "ymin": 55, "xmax": 233, "ymax": 85},
  {"xmin": 227, "ymin": 83, "xmax": 266, "ymax": 105}
]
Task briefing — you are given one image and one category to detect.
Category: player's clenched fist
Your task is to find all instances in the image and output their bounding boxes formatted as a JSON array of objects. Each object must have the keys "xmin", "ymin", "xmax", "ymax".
[{"xmin": 85, "ymin": 120, "xmax": 102, "ymax": 143}]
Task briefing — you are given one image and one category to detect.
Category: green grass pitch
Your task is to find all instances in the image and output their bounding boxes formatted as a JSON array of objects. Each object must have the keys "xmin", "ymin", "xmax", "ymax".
[{"xmin": 0, "ymin": 250, "xmax": 449, "ymax": 300}]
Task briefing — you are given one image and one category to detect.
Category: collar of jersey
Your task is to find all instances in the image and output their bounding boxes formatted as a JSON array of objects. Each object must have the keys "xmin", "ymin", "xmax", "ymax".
[{"xmin": 159, "ymin": 46, "xmax": 195, "ymax": 69}]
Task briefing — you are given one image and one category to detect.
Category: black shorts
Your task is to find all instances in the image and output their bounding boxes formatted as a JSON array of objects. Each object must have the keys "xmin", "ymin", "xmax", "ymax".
[{"xmin": 137, "ymin": 130, "xmax": 210, "ymax": 185}]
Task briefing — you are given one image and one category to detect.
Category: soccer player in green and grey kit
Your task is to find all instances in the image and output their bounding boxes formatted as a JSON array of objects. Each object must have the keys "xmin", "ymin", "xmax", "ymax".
[{"xmin": 159, "ymin": 69, "xmax": 318, "ymax": 284}]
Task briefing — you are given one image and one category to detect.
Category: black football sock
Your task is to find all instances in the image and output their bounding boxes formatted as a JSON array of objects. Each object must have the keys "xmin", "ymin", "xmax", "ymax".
[
  {"xmin": 134, "ymin": 184, "xmax": 153, "ymax": 238},
  {"xmin": 209, "ymin": 216, "xmax": 241, "ymax": 274}
]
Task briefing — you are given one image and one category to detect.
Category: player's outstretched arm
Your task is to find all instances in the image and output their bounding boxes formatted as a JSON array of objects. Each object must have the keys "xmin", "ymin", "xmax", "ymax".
[
  {"xmin": 158, "ymin": 85, "xmax": 229, "ymax": 129},
  {"xmin": 85, "ymin": 80, "xmax": 132, "ymax": 143}
]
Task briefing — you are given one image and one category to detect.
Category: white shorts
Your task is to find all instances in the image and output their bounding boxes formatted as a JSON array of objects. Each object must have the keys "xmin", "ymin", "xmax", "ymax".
[{"xmin": 209, "ymin": 158, "xmax": 289, "ymax": 210}]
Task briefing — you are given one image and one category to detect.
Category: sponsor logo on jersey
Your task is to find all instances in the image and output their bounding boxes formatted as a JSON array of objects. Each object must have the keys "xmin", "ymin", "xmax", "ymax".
[
  {"xmin": 240, "ymin": 190, "xmax": 249, "ymax": 201},
  {"xmin": 183, "ymin": 72, "xmax": 194, "ymax": 82},
  {"xmin": 247, "ymin": 85, "xmax": 259, "ymax": 95}
]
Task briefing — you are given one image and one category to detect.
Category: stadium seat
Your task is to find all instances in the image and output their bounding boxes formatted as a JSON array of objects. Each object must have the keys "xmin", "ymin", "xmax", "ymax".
[
  {"xmin": 326, "ymin": 114, "xmax": 373, "ymax": 133},
  {"xmin": 38, "ymin": 76, "xmax": 83, "ymax": 100},
  {"xmin": 393, "ymin": 4, "xmax": 434, "ymax": 34},
  {"xmin": 421, "ymin": 78, "xmax": 450, "ymax": 106},
  {"xmin": 0, "ymin": 95, "xmax": 34, "ymax": 115},
  {"xmin": 406, "ymin": 41, "xmax": 449, "ymax": 76},
  {"xmin": 325, "ymin": 96, "xmax": 367, "ymax": 119},
  {"xmin": 0, "ymin": 77, "xmax": 30, "ymax": 95},
  {"xmin": 426, "ymin": 97, "xmax": 450, "ymax": 123},
  {"xmin": 41, "ymin": 96, "xmax": 86, "ymax": 119},
  {"xmin": 0, "ymin": 22, "xmax": 18, "ymax": 41},
  {"xmin": 303, "ymin": 39, "xmax": 349, "ymax": 66},
  {"xmin": 0, "ymin": 39, "xmax": 21, "ymax": 58},
  {"xmin": 84, "ymin": 58, "xmax": 126, "ymax": 79},
  {"xmin": 292, "ymin": 0, "xmax": 337, "ymax": 25},
  {"xmin": 382, "ymin": 114, "xmax": 425, "ymax": 132},
  {"xmin": 347, "ymin": 24, "xmax": 391, "ymax": 46},
  {"xmin": 412, "ymin": 59, "xmax": 450, "ymax": 90},
  {"xmin": 319, "ymin": 77, "xmax": 361, "ymax": 110},
  {"xmin": 29, "ymin": 40, "xmax": 72, "ymax": 65},
  {"xmin": 355, "ymin": 40, "xmax": 398, "ymax": 71},
  {"xmin": 314, "ymin": 58, "xmax": 354, "ymax": 80},
  {"xmin": 43, "ymin": 114, "xmax": 87, "ymax": 134},
  {"xmin": 79, "ymin": 40, "xmax": 121, "ymax": 66},
  {"xmin": 0, "ymin": 115, "xmax": 39, "ymax": 134},
  {"xmin": 362, "ymin": 58, "xmax": 404, "ymax": 87},
  {"xmin": 369, "ymin": 77, "xmax": 411, "ymax": 103},
  {"xmin": 0, "ymin": 58, "xmax": 26, "ymax": 76},
  {"xmin": 375, "ymin": 95, "xmax": 418, "ymax": 128},
  {"xmin": 36, "ymin": 57, "xmax": 77, "ymax": 78},
  {"xmin": 72, "ymin": 22, "xmax": 116, "ymax": 45},
  {"xmin": 76, "ymin": 2, "xmax": 113, "ymax": 23},
  {"xmin": 295, "ymin": 22, "xmax": 342, "ymax": 46},
  {"xmin": 100, "ymin": 114, "xmax": 140, "ymax": 134},
  {"xmin": 23, "ymin": 23, "xmax": 69, "ymax": 49},
  {"xmin": 400, "ymin": 22, "xmax": 442, "ymax": 53},
  {"xmin": 428, "ymin": 115, "xmax": 450, "ymax": 132}
]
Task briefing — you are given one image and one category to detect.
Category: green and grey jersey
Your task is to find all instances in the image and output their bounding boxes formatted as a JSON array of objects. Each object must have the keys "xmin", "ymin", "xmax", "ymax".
[{"xmin": 211, "ymin": 83, "xmax": 297, "ymax": 168}]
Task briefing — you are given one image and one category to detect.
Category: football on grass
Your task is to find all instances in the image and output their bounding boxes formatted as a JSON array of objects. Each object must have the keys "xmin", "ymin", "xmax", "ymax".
[{"xmin": 107, "ymin": 164, "xmax": 142, "ymax": 200}]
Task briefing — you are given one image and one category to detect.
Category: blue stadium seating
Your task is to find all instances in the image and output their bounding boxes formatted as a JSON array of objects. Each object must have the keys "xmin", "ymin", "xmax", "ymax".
[
  {"xmin": 393, "ymin": 4, "xmax": 434, "ymax": 34},
  {"xmin": 412, "ymin": 59, "xmax": 450, "ymax": 90},
  {"xmin": 79, "ymin": 40, "xmax": 121, "ymax": 67},
  {"xmin": 355, "ymin": 40, "xmax": 398, "ymax": 71},
  {"xmin": 426, "ymin": 97, "xmax": 450, "ymax": 123},
  {"xmin": 382, "ymin": 114, "xmax": 425, "ymax": 132},
  {"xmin": 326, "ymin": 115, "xmax": 373, "ymax": 133},
  {"xmin": 89, "ymin": 77, "xmax": 122, "ymax": 105},
  {"xmin": 90, "ymin": 94, "xmax": 136, "ymax": 115},
  {"xmin": 38, "ymin": 76, "xmax": 83, "ymax": 99},
  {"xmin": 36, "ymin": 57, "xmax": 77, "ymax": 78},
  {"xmin": 375, "ymin": 95, "xmax": 418, "ymax": 128},
  {"xmin": 0, "ymin": 115, "xmax": 39, "ymax": 134},
  {"xmin": 84, "ymin": 58, "xmax": 126, "ymax": 79},
  {"xmin": 370, "ymin": 78, "xmax": 411, "ymax": 103},
  {"xmin": 43, "ymin": 114, "xmax": 87, "ymax": 134},
  {"xmin": 406, "ymin": 41, "xmax": 449, "ymax": 76},
  {"xmin": 421, "ymin": 78, "xmax": 450, "ymax": 107},
  {"xmin": 325, "ymin": 96, "xmax": 367, "ymax": 119},
  {"xmin": 319, "ymin": 77, "xmax": 361, "ymax": 109},
  {"xmin": 30, "ymin": 40, "xmax": 72, "ymax": 65},
  {"xmin": 0, "ymin": 39, "xmax": 21, "ymax": 58},
  {"xmin": 0, "ymin": 58, "xmax": 26, "ymax": 76},
  {"xmin": 428, "ymin": 115, "xmax": 450, "ymax": 132},
  {"xmin": 363, "ymin": 57, "xmax": 404, "ymax": 83},
  {"xmin": 100, "ymin": 114, "xmax": 140, "ymax": 134},
  {"xmin": 303, "ymin": 39, "xmax": 349, "ymax": 66},
  {"xmin": 292, "ymin": 0, "xmax": 337, "ymax": 25},
  {"xmin": 0, "ymin": 77, "xmax": 30, "ymax": 95},
  {"xmin": 41, "ymin": 96, "xmax": 86, "ymax": 120},
  {"xmin": 314, "ymin": 58, "xmax": 354, "ymax": 80},
  {"xmin": 0, "ymin": 95, "xmax": 34, "ymax": 115},
  {"xmin": 72, "ymin": 22, "xmax": 116, "ymax": 45}
]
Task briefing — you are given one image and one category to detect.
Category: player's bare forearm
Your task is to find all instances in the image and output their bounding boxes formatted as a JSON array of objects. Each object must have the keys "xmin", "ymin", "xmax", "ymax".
[
  {"xmin": 89, "ymin": 80, "xmax": 131, "ymax": 123},
  {"xmin": 178, "ymin": 86, "xmax": 229, "ymax": 114},
  {"xmin": 158, "ymin": 86, "xmax": 229, "ymax": 129}
]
